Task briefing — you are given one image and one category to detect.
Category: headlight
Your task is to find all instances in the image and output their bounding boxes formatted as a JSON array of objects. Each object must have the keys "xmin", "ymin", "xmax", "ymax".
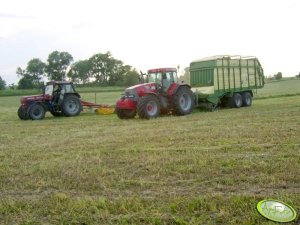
[{"xmin": 125, "ymin": 91, "xmax": 135, "ymax": 98}]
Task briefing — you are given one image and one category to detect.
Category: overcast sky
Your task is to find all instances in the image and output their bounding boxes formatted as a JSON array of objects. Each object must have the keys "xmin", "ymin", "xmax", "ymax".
[{"xmin": 0, "ymin": 0, "xmax": 299, "ymax": 84}]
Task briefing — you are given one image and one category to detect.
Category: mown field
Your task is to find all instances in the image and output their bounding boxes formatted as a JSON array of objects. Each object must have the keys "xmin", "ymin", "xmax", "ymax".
[{"xmin": 0, "ymin": 79, "xmax": 299, "ymax": 224}]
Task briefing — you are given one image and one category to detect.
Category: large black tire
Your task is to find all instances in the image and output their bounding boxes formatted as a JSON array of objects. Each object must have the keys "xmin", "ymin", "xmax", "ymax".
[
  {"xmin": 27, "ymin": 103, "xmax": 45, "ymax": 120},
  {"xmin": 220, "ymin": 97, "xmax": 230, "ymax": 108},
  {"xmin": 242, "ymin": 92, "xmax": 252, "ymax": 107},
  {"xmin": 18, "ymin": 106, "xmax": 29, "ymax": 120},
  {"xmin": 50, "ymin": 110, "xmax": 64, "ymax": 117},
  {"xmin": 173, "ymin": 86, "xmax": 194, "ymax": 116},
  {"xmin": 230, "ymin": 93, "xmax": 242, "ymax": 108},
  {"xmin": 137, "ymin": 95, "xmax": 160, "ymax": 119},
  {"xmin": 116, "ymin": 108, "xmax": 136, "ymax": 119},
  {"xmin": 61, "ymin": 95, "xmax": 82, "ymax": 117}
]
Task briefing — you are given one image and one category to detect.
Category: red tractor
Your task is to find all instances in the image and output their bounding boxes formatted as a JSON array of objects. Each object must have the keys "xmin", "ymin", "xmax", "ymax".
[
  {"xmin": 18, "ymin": 81, "xmax": 82, "ymax": 120},
  {"xmin": 116, "ymin": 68, "xmax": 194, "ymax": 119}
]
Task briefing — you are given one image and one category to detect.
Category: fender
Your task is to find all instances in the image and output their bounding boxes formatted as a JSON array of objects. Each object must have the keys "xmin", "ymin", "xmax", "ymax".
[
  {"xmin": 168, "ymin": 83, "xmax": 191, "ymax": 96},
  {"xmin": 63, "ymin": 92, "xmax": 81, "ymax": 99},
  {"xmin": 117, "ymin": 90, "xmax": 159, "ymax": 110},
  {"xmin": 142, "ymin": 91, "xmax": 159, "ymax": 98}
]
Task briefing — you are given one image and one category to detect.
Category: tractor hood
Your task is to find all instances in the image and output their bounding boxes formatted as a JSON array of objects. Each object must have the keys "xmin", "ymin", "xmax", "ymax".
[
  {"xmin": 21, "ymin": 94, "xmax": 44, "ymax": 104},
  {"xmin": 126, "ymin": 82, "xmax": 157, "ymax": 97}
]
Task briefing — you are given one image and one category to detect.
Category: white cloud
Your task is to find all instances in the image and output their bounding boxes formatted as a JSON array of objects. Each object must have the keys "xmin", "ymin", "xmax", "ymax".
[{"xmin": 0, "ymin": 0, "xmax": 300, "ymax": 84}]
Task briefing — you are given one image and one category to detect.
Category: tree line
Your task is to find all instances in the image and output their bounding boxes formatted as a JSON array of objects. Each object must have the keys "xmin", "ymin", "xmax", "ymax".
[{"xmin": 14, "ymin": 51, "xmax": 140, "ymax": 89}]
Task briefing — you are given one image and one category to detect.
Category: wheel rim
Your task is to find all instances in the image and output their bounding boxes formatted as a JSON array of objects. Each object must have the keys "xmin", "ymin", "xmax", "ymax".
[
  {"xmin": 29, "ymin": 104, "xmax": 44, "ymax": 119},
  {"xmin": 66, "ymin": 99, "xmax": 79, "ymax": 113},
  {"xmin": 179, "ymin": 94, "xmax": 192, "ymax": 111},
  {"xmin": 146, "ymin": 101, "xmax": 158, "ymax": 116},
  {"xmin": 246, "ymin": 95, "xmax": 251, "ymax": 105},
  {"xmin": 33, "ymin": 107, "xmax": 42, "ymax": 117},
  {"xmin": 235, "ymin": 94, "xmax": 242, "ymax": 107}
]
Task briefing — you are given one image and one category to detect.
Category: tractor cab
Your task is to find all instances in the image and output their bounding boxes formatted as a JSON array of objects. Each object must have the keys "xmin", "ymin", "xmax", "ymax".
[
  {"xmin": 44, "ymin": 81, "xmax": 78, "ymax": 103},
  {"xmin": 147, "ymin": 68, "xmax": 178, "ymax": 93}
]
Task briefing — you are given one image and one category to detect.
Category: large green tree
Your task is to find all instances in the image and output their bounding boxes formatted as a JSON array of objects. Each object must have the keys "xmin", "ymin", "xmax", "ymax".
[
  {"xmin": 0, "ymin": 76, "xmax": 6, "ymax": 90},
  {"xmin": 26, "ymin": 58, "xmax": 45, "ymax": 83},
  {"xmin": 16, "ymin": 50, "xmax": 138, "ymax": 88},
  {"xmin": 274, "ymin": 72, "xmax": 283, "ymax": 80},
  {"xmin": 67, "ymin": 60, "xmax": 93, "ymax": 84},
  {"xmin": 89, "ymin": 52, "xmax": 125, "ymax": 85},
  {"xmin": 18, "ymin": 74, "xmax": 35, "ymax": 89},
  {"xmin": 17, "ymin": 58, "xmax": 45, "ymax": 89},
  {"xmin": 46, "ymin": 51, "xmax": 73, "ymax": 81},
  {"xmin": 119, "ymin": 65, "xmax": 139, "ymax": 86}
]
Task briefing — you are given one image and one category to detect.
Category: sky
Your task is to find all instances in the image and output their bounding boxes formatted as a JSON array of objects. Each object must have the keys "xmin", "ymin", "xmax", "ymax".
[{"xmin": 0, "ymin": 0, "xmax": 299, "ymax": 84}]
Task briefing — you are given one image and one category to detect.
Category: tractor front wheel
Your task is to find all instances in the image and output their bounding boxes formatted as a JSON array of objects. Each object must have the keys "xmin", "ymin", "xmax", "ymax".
[
  {"xmin": 18, "ymin": 106, "xmax": 28, "ymax": 120},
  {"xmin": 27, "ymin": 103, "xmax": 45, "ymax": 120},
  {"xmin": 62, "ymin": 95, "xmax": 82, "ymax": 117},
  {"xmin": 137, "ymin": 95, "xmax": 160, "ymax": 119},
  {"xmin": 173, "ymin": 86, "xmax": 194, "ymax": 116},
  {"xmin": 116, "ymin": 108, "xmax": 136, "ymax": 119}
]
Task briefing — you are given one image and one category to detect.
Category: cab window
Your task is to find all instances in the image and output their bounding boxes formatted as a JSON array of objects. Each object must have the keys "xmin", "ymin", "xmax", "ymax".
[
  {"xmin": 45, "ymin": 84, "xmax": 54, "ymax": 95},
  {"xmin": 148, "ymin": 72, "xmax": 162, "ymax": 84}
]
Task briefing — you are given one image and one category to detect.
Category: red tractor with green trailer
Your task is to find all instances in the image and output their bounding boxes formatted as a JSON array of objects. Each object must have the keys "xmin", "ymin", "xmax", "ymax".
[
  {"xmin": 116, "ymin": 55, "xmax": 264, "ymax": 119},
  {"xmin": 116, "ymin": 68, "xmax": 195, "ymax": 119}
]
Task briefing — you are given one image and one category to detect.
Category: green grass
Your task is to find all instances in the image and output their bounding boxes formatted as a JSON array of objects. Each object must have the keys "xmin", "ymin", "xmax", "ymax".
[
  {"xmin": 0, "ymin": 86, "xmax": 124, "ymax": 97},
  {"xmin": 0, "ymin": 88, "xmax": 41, "ymax": 97},
  {"xmin": 256, "ymin": 78, "xmax": 300, "ymax": 98},
  {"xmin": 0, "ymin": 82, "xmax": 300, "ymax": 224}
]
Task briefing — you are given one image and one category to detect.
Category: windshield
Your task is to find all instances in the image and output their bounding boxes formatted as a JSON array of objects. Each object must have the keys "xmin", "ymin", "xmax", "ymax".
[
  {"xmin": 45, "ymin": 84, "xmax": 53, "ymax": 95},
  {"xmin": 62, "ymin": 84, "xmax": 74, "ymax": 93},
  {"xmin": 148, "ymin": 71, "xmax": 178, "ymax": 84},
  {"xmin": 148, "ymin": 72, "xmax": 162, "ymax": 83}
]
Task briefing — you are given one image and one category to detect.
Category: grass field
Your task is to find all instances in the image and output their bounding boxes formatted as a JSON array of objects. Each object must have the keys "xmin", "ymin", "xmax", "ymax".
[
  {"xmin": 256, "ymin": 79, "xmax": 300, "ymax": 98},
  {"xmin": 0, "ymin": 80, "xmax": 299, "ymax": 224}
]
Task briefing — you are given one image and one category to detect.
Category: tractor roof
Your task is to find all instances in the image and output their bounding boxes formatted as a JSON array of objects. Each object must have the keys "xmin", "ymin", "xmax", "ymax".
[
  {"xmin": 148, "ymin": 68, "xmax": 177, "ymax": 73},
  {"xmin": 46, "ymin": 81, "xmax": 74, "ymax": 85}
]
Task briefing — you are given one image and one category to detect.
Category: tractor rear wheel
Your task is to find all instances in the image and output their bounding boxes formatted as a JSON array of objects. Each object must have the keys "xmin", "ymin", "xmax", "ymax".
[
  {"xmin": 116, "ymin": 108, "xmax": 136, "ymax": 119},
  {"xmin": 137, "ymin": 95, "xmax": 160, "ymax": 119},
  {"xmin": 61, "ymin": 95, "xmax": 82, "ymax": 117},
  {"xmin": 173, "ymin": 86, "xmax": 194, "ymax": 115},
  {"xmin": 18, "ymin": 106, "xmax": 28, "ymax": 120},
  {"xmin": 27, "ymin": 103, "xmax": 45, "ymax": 120}
]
